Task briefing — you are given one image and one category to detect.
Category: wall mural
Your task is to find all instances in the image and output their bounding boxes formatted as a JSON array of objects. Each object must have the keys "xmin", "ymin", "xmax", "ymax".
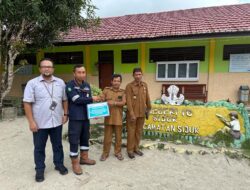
[{"xmin": 143, "ymin": 85, "xmax": 250, "ymax": 148}]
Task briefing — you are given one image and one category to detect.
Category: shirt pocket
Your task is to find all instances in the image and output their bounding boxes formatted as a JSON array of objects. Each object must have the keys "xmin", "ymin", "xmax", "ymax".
[
  {"xmin": 54, "ymin": 84, "xmax": 63, "ymax": 99},
  {"xmin": 117, "ymin": 94, "xmax": 123, "ymax": 102},
  {"xmin": 34, "ymin": 86, "xmax": 48, "ymax": 101}
]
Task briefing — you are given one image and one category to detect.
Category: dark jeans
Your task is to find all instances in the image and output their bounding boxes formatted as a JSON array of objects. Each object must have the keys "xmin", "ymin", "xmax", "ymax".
[
  {"xmin": 68, "ymin": 120, "xmax": 90, "ymax": 154},
  {"xmin": 33, "ymin": 125, "xmax": 64, "ymax": 172}
]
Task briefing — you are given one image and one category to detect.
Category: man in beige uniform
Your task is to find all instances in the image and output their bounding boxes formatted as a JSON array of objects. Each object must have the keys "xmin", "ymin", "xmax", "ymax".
[
  {"xmin": 100, "ymin": 74, "xmax": 126, "ymax": 161},
  {"xmin": 126, "ymin": 68, "xmax": 151, "ymax": 159}
]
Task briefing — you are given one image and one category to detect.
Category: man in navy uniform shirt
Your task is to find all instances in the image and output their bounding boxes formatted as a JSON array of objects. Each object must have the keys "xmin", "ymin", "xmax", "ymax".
[{"xmin": 66, "ymin": 65, "xmax": 100, "ymax": 175}]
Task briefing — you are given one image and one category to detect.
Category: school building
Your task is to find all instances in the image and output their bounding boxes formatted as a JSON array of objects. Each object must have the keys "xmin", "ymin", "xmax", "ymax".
[{"xmin": 9, "ymin": 3, "xmax": 250, "ymax": 103}]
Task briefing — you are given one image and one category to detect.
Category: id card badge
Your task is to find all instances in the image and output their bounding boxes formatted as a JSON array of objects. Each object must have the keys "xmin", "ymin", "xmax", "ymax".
[
  {"xmin": 49, "ymin": 100, "xmax": 57, "ymax": 111},
  {"xmin": 118, "ymin": 95, "xmax": 122, "ymax": 101}
]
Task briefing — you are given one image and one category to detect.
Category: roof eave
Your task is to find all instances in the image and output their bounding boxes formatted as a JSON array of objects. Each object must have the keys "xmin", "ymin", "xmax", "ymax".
[{"xmin": 53, "ymin": 31, "xmax": 250, "ymax": 46}]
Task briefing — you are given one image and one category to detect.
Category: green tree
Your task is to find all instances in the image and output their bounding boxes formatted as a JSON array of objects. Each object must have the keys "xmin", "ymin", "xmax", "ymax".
[{"xmin": 0, "ymin": 0, "xmax": 98, "ymax": 111}]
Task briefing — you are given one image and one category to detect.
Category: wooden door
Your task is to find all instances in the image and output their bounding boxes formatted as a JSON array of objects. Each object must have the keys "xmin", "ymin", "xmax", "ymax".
[
  {"xmin": 98, "ymin": 50, "xmax": 114, "ymax": 90},
  {"xmin": 99, "ymin": 63, "xmax": 113, "ymax": 89}
]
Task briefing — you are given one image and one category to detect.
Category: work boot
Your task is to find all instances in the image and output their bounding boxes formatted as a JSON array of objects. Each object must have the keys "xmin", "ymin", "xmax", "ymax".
[
  {"xmin": 70, "ymin": 157, "xmax": 82, "ymax": 175},
  {"xmin": 80, "ymin": 151, "xmax": 96, "ymax": 165},
  {"xmin": 35, "ymin": 170, "xmax": 44, "ymax": 182},
  {"xmin": 55, "ymin": 165, "xmax": 68, "ymax": 175}
]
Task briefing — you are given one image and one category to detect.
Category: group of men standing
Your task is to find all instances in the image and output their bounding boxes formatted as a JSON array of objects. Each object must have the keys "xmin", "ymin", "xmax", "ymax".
[{"xmin": 23, "ymin": 58, "xmax": 151, "ymax": 182}]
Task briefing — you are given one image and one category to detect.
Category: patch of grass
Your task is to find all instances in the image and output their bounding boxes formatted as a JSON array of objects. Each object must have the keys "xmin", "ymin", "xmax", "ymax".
[
  {"xmin": 243, "ymin": 149, "xmax": 250, "ymax": 158},
  {"xmin": 90, "ymin": 124, "xmax": 104, "ymax": 139},
  {"xmin": 212, "ymin": 130, "xmax": 234, "ymax": 147},
  {"xmin": 142, "ymin": 131, "xmax": 196, "ymax": 144},
  {"xmin": 157, "ymin": 143, "xmax": 165, "ymax": 150},
  {"xmin": 225, "ymin": 151, "xmax": 243, "ymax": 160},
  {"xmin": 192, "ymin": 137, "xmax": 203, "ymax": 145},
  {"xmin": 63, "ymin": 133, "xmax": 68, "ymax": 141},
  {"xmin": 241, "ymin": 139, "xmax": 250, "ymax": 150}
]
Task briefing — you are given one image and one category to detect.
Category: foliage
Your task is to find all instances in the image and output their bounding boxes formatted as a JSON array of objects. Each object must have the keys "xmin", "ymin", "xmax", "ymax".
[
  {"xmin": 90, "ymin": 84, "xmax": 102, "ymax": 96},
  {"xmin": 242, "ymin": 139, "xmax": 250, "ymax": 150},
  {"xmin": 212, "ymin": 130, "xmax": 234, "ymax": 147},
  {"xmin": 142, "ymin": 130, "xmax": 192, "ymax": 144},
  {"xmin": 0, "ymin": 0, "xmax": 99, "ymax": 50},
  {"xmin": 0, "ymin": 0, "xmax": 99, "ymax": 109}
]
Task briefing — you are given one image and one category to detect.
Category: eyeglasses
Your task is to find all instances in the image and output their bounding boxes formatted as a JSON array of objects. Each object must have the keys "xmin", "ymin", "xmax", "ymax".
[{"xmin": 40, "ymin": 66, "xmax": 54, "ymax": 69}]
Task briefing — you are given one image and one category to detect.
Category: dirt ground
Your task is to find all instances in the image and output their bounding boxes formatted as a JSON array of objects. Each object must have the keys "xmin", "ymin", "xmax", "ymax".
[{"xmin": 1, "ymin": 117, "xmax": 250, "ymax": 190}]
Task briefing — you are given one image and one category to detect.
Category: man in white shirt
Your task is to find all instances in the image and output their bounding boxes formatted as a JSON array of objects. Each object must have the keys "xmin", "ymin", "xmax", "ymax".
[
  {"xmin": 23, "ymin": 58, "xmax": 68, "ymax": 182},
  {"xmin": 228, "ymin": 112, "xmax": 241, "ymax": 139},
  {"xmin": 221, "ymin": 111, "xmax": 241, "ymax": 139}
]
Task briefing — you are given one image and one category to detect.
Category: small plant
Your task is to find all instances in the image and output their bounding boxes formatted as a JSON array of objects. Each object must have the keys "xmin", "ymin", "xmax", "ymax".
[
  {"xmin": 241, "ymin": 139, "xmax": 250, "ymax": 150},
  {"xmin": 157, "ymin": 143, "xmax": 165, "ymax": 150},
  {"xmin": 90, "ymin": 84, "xmax": 102, "ymax": 96},
  {"xmin": 213, "ymin": 130, "xmax": 234, "ymax": 147},
  {"xmin": 225, "ymin": 151, "xmax": 242, "ymax": 160},
  {"xmin": 90, "ymin": 124, "xmax": 104, "ymax": 139}
]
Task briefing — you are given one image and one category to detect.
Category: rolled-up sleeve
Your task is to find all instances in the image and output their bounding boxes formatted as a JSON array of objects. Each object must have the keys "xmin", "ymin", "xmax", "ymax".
[
  {"xmin": 23, "ymin": 81, "xmax": 35, "ymax": 103},
  {"xmin": 62, "ymin": 83, "xmax": 67, "ymax": 101}
]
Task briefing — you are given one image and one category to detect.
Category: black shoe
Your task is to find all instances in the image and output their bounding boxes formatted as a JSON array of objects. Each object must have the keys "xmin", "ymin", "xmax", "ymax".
[
  {"xmin": 35, "ymin": 171, "xmax": 44, "ymax": 182},
  {"xmin": 134, "ymin": 150, "xmax": 144, "ymax": 156},
  {"xmin": 128, "ymin": 153, "xmax": 135, "ymax": 159},
  {"xmin": 55, "ymin": 165, "xmax": 68, "ymax": 175}
]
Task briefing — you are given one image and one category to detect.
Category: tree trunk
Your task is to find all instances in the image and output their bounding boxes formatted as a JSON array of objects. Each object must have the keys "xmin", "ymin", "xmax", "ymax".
[{"xmin": 0, "ymin": 51, "xmax": 18, "ymax": 113}]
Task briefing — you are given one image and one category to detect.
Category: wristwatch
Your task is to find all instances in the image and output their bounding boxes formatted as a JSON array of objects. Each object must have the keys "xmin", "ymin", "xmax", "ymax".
[{"xmin": 64, "ymin": 113, "xmax": 69, "ymax": 116}]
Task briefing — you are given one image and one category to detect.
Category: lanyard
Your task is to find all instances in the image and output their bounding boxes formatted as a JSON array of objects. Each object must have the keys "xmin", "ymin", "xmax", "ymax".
[{"xmin": 42, "ymin": 81, "xmax": 54, "ymax": 99}]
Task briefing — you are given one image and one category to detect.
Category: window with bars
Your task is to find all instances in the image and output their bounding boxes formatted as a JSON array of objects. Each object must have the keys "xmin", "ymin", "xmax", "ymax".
[{"xmin": 156, "ymin": 61, "xmax": 199, "ymax": 81}]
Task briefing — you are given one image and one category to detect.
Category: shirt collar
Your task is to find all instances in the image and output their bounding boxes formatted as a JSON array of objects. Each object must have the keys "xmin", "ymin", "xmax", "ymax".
[
  {"xmin": 73, "ymin": 79, "xmax": 86, "ymax": 87},
  {"xmin": 39, "ymin": 75, "xmax": 56, "ymax": 82},
  {"xmin": 110, "ymin": 87, "xmax": 122, "ymax": 92},
  {"xmin": 132, "ymin": 80, "xmax": 144, "ymax": 86}
]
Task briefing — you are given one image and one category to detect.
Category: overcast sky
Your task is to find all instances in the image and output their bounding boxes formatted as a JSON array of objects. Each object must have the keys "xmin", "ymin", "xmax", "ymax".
[{"xmin": 91, "ymin": 0, "xmax": 250, "ymax": 17}]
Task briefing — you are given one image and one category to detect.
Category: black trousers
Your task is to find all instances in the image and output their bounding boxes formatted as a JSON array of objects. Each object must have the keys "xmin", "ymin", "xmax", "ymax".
[
  {"xmin": 68, "ymin": 120, "xmax": 90, "ymax": 156},
  {"xmin": 33, "ymin": 125, "xmax": 64, "ymax": 172}
]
